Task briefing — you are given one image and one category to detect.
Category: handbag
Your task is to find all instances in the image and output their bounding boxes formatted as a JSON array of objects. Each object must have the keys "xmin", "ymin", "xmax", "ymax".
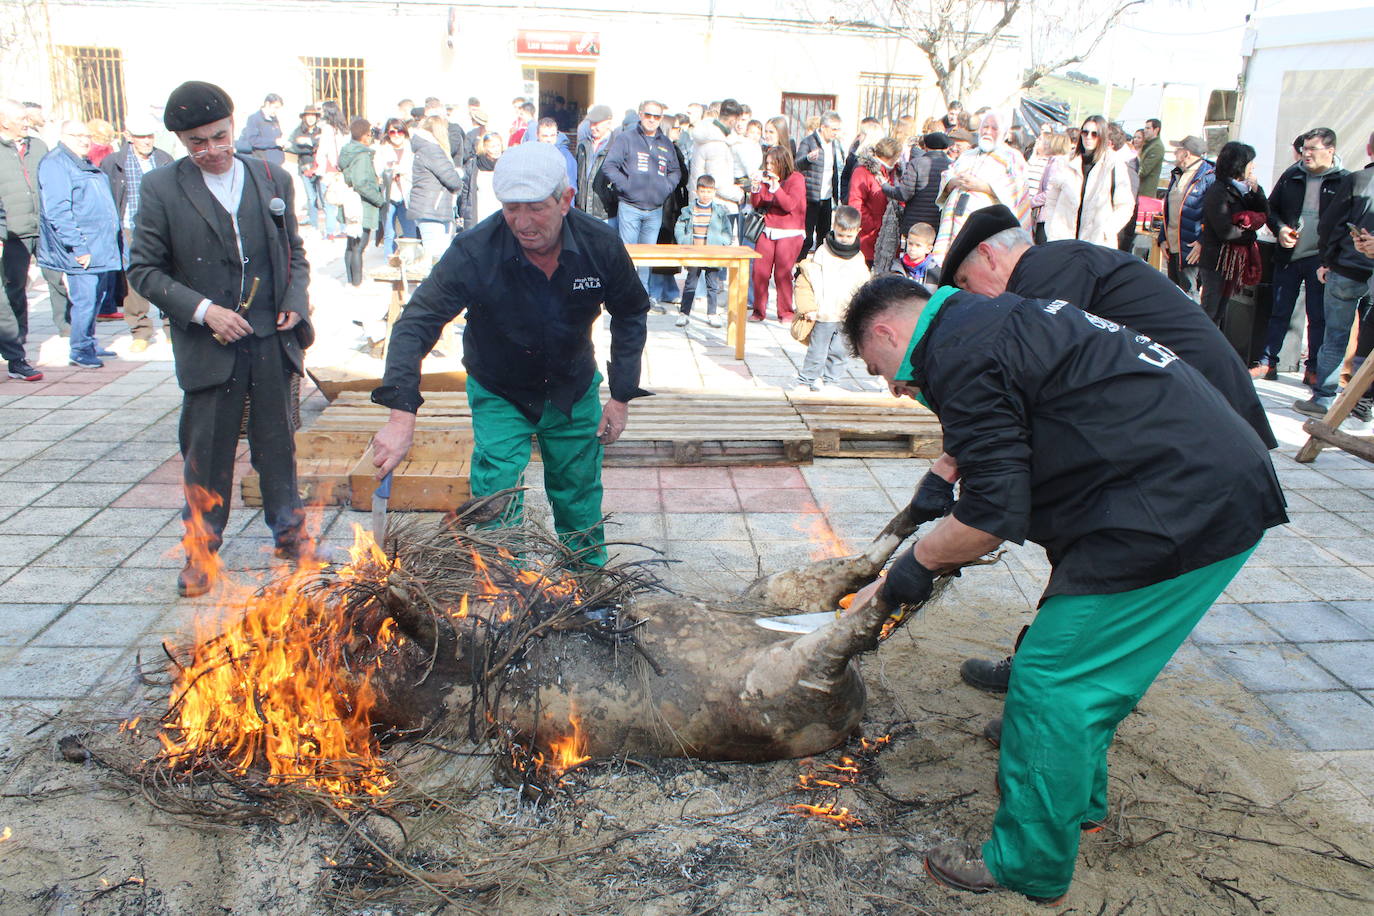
[
  {"xmin": 742, "ymin": 207, "xmax": 766, "ymax": 245},
  {"xmin": 790, "ymin": 312, "xmax": 816, "ymax": 345}
]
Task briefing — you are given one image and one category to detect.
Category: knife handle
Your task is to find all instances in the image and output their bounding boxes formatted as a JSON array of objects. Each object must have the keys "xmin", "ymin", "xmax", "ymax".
[{"xmin": 376, "ymin": 471, "xmax": 393, "ymax": 499}]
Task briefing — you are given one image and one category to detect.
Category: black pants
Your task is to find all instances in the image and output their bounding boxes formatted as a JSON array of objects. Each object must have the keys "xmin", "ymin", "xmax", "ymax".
[
  {"xmin": 344, "ymin": 229, "xmax": 372, "ymax": 286},
  {"xmin": 1198, "ymin": 265, "xmax": 1229, "ymax": 330},
  {"xmin": 803, "ymin": 199, "xmax": 833, "ymax": 259},
  {"xmin": 3, "ymin": 233, "xmax": 71, "ymax": 339},
  {"xmin": 179, "ymin": 335, "xmax": 304, "ymax": 555},
  {"xmin": 1166, "ymin": 252, "xmax": 1200, "ymax": 300}
]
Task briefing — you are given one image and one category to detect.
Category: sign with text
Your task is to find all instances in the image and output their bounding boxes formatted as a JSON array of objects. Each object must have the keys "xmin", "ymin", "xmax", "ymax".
[{"xmin": 516, "ymin": 30, "xmax": 600, "ymax": 57}]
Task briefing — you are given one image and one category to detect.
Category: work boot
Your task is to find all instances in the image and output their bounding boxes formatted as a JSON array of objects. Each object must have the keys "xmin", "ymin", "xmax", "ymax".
[
  {"xmin": 923, "ymin": 841, "xmax": 1064, "ymax": 904},
  {"xmin": 1291, "ymin": 398, "xmax": 1329, "ymax": 419},
  {"xmin": 960, "ymin": 655, "xmax": 1012, "ymax": 693},
  {"xmin": 177, "ymin": 562, "xmax": 211, "ymax": 598}
]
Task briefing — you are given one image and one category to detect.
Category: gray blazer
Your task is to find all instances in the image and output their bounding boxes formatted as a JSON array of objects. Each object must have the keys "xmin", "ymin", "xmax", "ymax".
[{"xmin": 129, "ymin": 155, "xmax": 312, "ymax": 392}]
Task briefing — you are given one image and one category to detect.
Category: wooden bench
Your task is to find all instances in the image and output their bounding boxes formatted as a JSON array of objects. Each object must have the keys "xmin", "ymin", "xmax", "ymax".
[{"xmin": 625, "ymin": 244, "xmax": 760, "ymax": 361}]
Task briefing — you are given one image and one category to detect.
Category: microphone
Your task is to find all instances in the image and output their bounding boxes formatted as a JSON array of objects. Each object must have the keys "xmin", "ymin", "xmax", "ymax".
[{"xmin": 269, "ymin": 197, "xmax": 286, "ymax": 228}]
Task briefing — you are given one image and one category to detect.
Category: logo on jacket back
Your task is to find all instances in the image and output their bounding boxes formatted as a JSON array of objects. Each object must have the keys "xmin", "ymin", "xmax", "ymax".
[{"xmin": 572, "ymin": 275, "xmax": 602, "ymax": 291}]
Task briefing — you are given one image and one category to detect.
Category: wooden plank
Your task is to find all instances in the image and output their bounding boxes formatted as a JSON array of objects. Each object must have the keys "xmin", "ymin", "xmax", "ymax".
[
  {"xmin": 350, "ymin": 451, "xmax": 471, "ymax": 511},
  {"xmin": 1296, "ymin": 354, "xmax": 1374, "ymax": 462},
  {"xmin": 1299, "ymin": 420, "xmax": 1374, "ymax": 465},
  {"xmin": 241, "ymin": 456, "xmax": 354, "ymax": 507},
  {"xmin": 793, "ymin": 394, "xmax": 943, "ymax": 459}
]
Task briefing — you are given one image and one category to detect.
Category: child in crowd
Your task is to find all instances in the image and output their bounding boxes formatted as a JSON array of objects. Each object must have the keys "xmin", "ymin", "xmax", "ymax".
[
  {"xmin": 793, "ymin": 205, "xmax": 870, "ymax": 391},
  {"xmin": 892, "ymin": 222, "xmax": 941, "ymax": 288},
  {"xmin": 674, "ymin": 174, "xmax": 735, "ymax": 328}
]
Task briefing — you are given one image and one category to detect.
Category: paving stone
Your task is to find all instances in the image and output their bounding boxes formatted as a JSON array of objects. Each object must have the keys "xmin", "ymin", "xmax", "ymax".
[
  {"xmin": 1189, "ymin": 603, "xmax": 1284, "ymax": 644},
  {"xmin": 80, "ymin": 566, "xmax": 196, "ymax": 604},
  {"xmin": 32, "ymin": 604, "xmax": 164, "ymax": 648},
  {"xmin": 0, "ymin": 506, "xmax": 100, "ymax": 536},
  {"xmin": 603, "ymin": 512, "xmax": 666, "ymax": 541},
  {"xmin": 0, "ymin": 646, "xmax": 127, "ymax": 699},
  {"xmin": 1281, "ymin": 512, "xmax": 1364, "ymax": 539},
  {"xmin": 661, "ymin": 488, "xmax": 740, "ymax": 512},
  {"xmin": 1222, "ymin": 567, "xmax": 1317, "ymax": 603},
  {"xmin": 1256, "ymin": 691, "xmax": 1374, "ymax": 752},
  {"xmin": 33, "ymin": 439, "xmax": 119, "ymax": 461},
  {"xmin": 122, "ymin": 537, "xmax": 185, "ymax": 569},
  {"xmin": 1307, "ymin": 537, "xmax": 1374, "ymax": 566},
  {"xmin": 1318, "ymin": 469, "xmax": 1374, "ymax": 490},
  {"xmin": 1300, "ymin": 641, "xmax": 1374, "ymax": 689},
  {"xmin": 1246, "ymin": 600, "xmax": 1374, "ymax": 641},
  {"xmin": 0, "ymin": 459, "xmax": 91, "ymax": 483},
  {"xmin": 1299, "ymin": 487, "xmax": 1374, "ymax": 512},
  {"xmin": 663, "ymin": 513, "xmax": 749, "ymax": 541},
  {"xmin": 812, "ymin": 487, "xmax": 898, "ymax": 515},
  {"xmin": 0, "ymin": 480, "xmax": 58, "ymax": 507},
  {"xmin": 9, "ymin": 423, "xmax": 87, "ymax": 442},
  {"xmin": 0, "ymin": 605, "xmax": 68, "ymax": 644},
  {"xmin": 32, "ymin": 482, "xmax": 134, "ymax": 508},
  {"xmin": 32, "ymin": 535, "xmax": 147, "ymax": 568},
  {"xmin": 27, "ymin": 408, "xmax": 109, "ymax": 425},
  {"xmin": 824, "ymin": 511, "xmax": 898, "ymax": 544},
  {"xmin": 115, "ymin": 441, "xmax": 182, "ymax": 461},
  {"xmin": 1203, "ymin": 643, "xmax": 1343, "ymax": 691},
  {"xmin": 1288, "ymin": 566, "xmax": 1374, "ymax": 601},
  {"xmin": 737, "ymin": 488, "xmax": 822, "ymax": 513},
  {"xmin": 800, "ymin": 465, "xmax": 880, "ymax": 489},
  {"xmin": 0, "ymin": 534, "xmax": 65, "ymax": 565},
  {"xmin": 5, "ymin": 565, "xmax": 110, "ymax": 603},
  {"xmin": 1250, "ymin": 536, "xmax": 1344, "ymax": 567},
  {"xmin": 78, "ymin": 507, "xmax": 181, "ymax": 538}
]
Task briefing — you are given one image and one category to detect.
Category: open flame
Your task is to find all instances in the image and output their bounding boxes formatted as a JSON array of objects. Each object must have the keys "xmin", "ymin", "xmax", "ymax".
[
  {"xmin": 181, "ymin": 484, "xmax": 226, "ymax": 589},
  {"xmin": 789, "ymin": 736, "xmax": 892, "ymax": 830},
  {"xmin": 546, "ymin": 712, "xmax": 591, "ymax": 775},
  {"xmin": 800, "ymin": 516, "xmax": 850, "ymax": 561},
  {"xmin": 154, "ymin": 521, "xmax": 398, "ymax": 803}
]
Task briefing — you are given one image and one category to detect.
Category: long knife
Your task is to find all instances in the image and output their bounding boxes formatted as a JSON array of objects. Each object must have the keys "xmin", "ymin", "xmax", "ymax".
[
  {"xmin": 754, "ymin": 611, "xmax": 838, "ymax": 634},
  {"xmin": 371, "ymin": 471, "xmax": 393, "ymax": 546}
]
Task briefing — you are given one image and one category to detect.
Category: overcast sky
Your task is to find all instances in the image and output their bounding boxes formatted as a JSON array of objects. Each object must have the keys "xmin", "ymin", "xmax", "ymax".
[{"xmin": 1075, "ymin": 0, "xmax": 1369, "ymax": 90}]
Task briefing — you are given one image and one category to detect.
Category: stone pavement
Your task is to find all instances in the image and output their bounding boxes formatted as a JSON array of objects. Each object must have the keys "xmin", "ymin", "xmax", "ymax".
[{"xmin": 0, "ymin": 237, "xmax": 1371, "ymax": 807}]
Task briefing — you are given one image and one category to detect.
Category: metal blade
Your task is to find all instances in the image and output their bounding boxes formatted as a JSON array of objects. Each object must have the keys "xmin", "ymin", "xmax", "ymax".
[
  {"xmin": 753, "ymin": 611, "xmax": 838, "ymax": 634},
  {"xmin": 371, "ymin": 472, "xmax": 393, "ymax": 546}
]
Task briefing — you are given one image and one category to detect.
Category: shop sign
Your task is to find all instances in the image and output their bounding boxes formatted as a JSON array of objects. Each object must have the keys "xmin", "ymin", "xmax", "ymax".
[{"xmin": 516, "ymin": 30, "xmax": 600, "ymax": 57}]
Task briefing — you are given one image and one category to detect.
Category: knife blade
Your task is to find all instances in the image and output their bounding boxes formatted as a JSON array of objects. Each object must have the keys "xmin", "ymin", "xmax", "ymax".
[
  {"xmin": 754, "ymin": 611, "xmax": 838, "ymax": 634},
  {"xmin": 371, "ymin": 471, "xmax": 393, "ymax": 546}
]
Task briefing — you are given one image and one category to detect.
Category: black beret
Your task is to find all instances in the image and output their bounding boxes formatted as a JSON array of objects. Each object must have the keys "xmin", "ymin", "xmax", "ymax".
[
  {"xmin": 941, "ymin": 204, "xmax": 1022, "ymax": 284},
  {"xmin": 923, "ymin": 131, "xmax": 949, "ymax": 150},
  {"xmin": 164, "ymin": 81, "xmax": 234, "ymax": 132}
]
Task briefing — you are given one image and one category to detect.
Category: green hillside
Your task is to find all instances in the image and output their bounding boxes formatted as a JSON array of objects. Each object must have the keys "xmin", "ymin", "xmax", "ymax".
[{"xmin": 1033, "ymin": 74, "xmax": 1130, "ymax": 123}]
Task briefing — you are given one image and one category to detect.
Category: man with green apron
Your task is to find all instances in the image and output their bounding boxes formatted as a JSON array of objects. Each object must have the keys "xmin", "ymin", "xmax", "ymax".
[
  {"xmin": 372, "ymin": 142, "xmax": 650, "ymax": 565},
  {"xmin": 843, "ymin": 277, "xmax": 1286, "ymax": 902}
]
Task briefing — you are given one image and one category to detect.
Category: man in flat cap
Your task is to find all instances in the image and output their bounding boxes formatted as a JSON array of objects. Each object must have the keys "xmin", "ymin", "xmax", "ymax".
[
  {"xmin": 372, "ymin": 141, "xmax": 650, "ymax": 566},
  {"xmin": 939, "ymin": 204, "xmax": 1276, "ymax": 695},
  {"xmin": 128, "ymin": 80, "xmax": 314, "ymax": 597}
]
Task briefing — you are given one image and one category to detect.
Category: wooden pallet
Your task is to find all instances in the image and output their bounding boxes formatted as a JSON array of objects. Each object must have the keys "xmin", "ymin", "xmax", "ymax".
[
  {"xmin": 787, "ymin": 390, "xmax": 943, "ymax": 458},
  {"xmin": 306, "ymin": 366, "xmax": 468, "ymax": 402},
  {"xmin": 350, "ymin": 444, "xmax": 472, "ymax": 512}
]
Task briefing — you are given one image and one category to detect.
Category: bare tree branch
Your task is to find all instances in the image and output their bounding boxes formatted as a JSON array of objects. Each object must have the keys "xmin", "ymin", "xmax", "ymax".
[{"xmin": 1019, "ymin": 0, "xmax": 1145, "ymax": 91}]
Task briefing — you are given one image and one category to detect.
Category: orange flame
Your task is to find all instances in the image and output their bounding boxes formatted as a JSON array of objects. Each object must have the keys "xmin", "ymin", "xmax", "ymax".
[
  {"xmin": 155, "ymin": 524, "xmax": 398, "ymax": 802},
  {"xmin": 546, "ymin": 711, "xmax": 591, "ymax": 776},
  {"xmin": 181, "ymin": 484, "xmax": 226, "ymax": 589},
  {"xmin": 789, "ymin": 737, "xmax": 892, "ymax": 829},
  {"xmin": 787, "ymin": 800, "xmax": 862, "ymax": 829},
  {"xmin": 799, "ymin": 516, "xmax": 850, "ymax": 561}
]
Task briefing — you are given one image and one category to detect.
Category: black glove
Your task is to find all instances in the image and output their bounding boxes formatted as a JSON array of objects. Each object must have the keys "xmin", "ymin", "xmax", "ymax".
[
  {"xmin": 908, "ymin": 470, "xmax": 955, "ymax": 524},
  {"xmin": 878, "ymin": 547, "xmax": 937, "ymax": 609}
]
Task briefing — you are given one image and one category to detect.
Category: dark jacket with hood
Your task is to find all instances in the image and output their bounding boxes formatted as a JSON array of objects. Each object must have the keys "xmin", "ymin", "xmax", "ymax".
[
  {"xmin": 906, "ymin": 287, "xmax": 1286, "ymax": 602},
  {"xmin": 0, "ymin": 133, "xmax": 48, "ymax": 238},
  {"xmin": 1266, "ymin": 159, "xmax": 1348, "ymax": 267},
  {"xmin": 407, "ymin": 132, "xmax": 465, "ymax": 223}
]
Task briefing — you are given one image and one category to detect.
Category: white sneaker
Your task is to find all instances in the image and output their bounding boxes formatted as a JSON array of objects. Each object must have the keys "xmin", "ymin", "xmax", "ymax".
[
  {"xmin": 649, "ymin": 298, "xmax": 667, "ymax": 315},
  {"xmin": 674, "ymin": 314, "xmax": 689, "ymax": 327},
  {"xmin": 707, "ymin": 315, "xmax": 721, "ymax": 328}
]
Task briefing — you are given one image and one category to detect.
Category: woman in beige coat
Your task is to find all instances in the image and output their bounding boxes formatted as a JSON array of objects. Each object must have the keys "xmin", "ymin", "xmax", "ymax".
[{"xmin": 1043, "ymin": 115, "xmax": 1136, "ymax": 247}]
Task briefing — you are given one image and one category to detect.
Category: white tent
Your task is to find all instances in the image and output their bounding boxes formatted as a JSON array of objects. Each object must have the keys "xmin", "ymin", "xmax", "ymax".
[{"xmin": 1235, "ymin": 8, "xmax": 1374, "ymax": 188}]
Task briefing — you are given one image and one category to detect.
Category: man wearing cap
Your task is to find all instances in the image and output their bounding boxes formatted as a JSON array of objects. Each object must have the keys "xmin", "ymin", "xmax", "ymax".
[
  {"xmin": 100, "ymin": 114, "xmax": 173, "ymax": 352},
  {"xmin": 575, "ymin": 105, "xmax": 617, "ymax": 221},
  {"xmin": 128, "ymin": 80, "xmax": 314, "ymax": 597},
  {"xmin": 1158, "ymin": 135, "xmax": 1214, "ymax": 298},
  {"xmin": 371, "ymin": 142, "xmax": 650, "ymax": 567},
  {"xmin": 938, "ymin": 203, "xmax": 1277, "ymax": 694},
  {"xmin": 841, "ymin": 275, "xmax": 1285, "ymax": 904},
  {"xmin": 464, "ymin": 107, "xmax": 489, "ymax": 163}
]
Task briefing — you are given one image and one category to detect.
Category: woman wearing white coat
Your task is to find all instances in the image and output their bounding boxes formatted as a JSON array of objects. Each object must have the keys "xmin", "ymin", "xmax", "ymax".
[{"xmin": 1043, "ymin": 115, "xmax": 1136, "ymax": 247}]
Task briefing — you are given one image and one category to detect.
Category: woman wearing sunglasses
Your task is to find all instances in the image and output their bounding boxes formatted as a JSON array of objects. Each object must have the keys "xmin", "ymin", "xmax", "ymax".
[
  {"xmin": 1042, "ymin": 115, "xmax": 1136, "ymax": 248},
  {"xmin": 376, "ymin": 118, "xmax": 418, "ymax": 256}
]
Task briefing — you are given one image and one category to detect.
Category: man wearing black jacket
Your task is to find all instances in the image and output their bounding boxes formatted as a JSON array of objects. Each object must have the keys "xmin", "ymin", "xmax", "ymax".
[
  {"xmin": 372, "ymin": 142, "xmax": 649, "ymax": 566},
  {"xmin": 843, "ymin": 277, "xmax": 1285, "ymax": 904}
]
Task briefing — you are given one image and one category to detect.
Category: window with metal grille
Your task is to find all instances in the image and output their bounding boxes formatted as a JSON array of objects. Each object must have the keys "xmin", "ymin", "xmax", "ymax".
[
  {"xmin": 52, "ymin": 46, "xmax": 126, "ymax": 129},
  {"xmin": 781, "ymin": 93, "xmax": 837, "ymax": 142},
  {"xmin": 301, "ymin": 57, "xmax": 366, "ymax": 121},
  {"xmin": 857, "ymin": 73, "xmax": 922, "ymax": 127}
]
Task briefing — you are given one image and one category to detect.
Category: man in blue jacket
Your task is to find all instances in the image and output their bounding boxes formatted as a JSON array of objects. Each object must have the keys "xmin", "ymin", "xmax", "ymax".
[
  {"xmin": 1157, "ymin": 135, "xmax": 1214, "ymax": 300},
  {"xmin": 234, "ymin": 93, "xmax": 286, "ymax": 167},
  {"xmin": 601, "ymin": 99, "xmax": 680, "ymax": 300},
  {"xmin": 37, "ymin": 120, "xmax": 121, "ymax": 368}
]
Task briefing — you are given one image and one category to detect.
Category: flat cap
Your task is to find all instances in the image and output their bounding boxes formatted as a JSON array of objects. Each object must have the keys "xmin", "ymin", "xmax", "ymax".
[
  {"xmin": 470, "ymin": 107, "xmax": 489, "ymax": 125},
  {"xmin": 947, "ymin": 128, "xmax": 976, "ymax": 145},
  {"xmin": 1171, "ymin": 135, "xmax": 1205, "ymax": 157},
  {"xmin": 493, "ymin": 142, "xmax": 568, "ymax": 204},
  {"xmin": 587, "ymin": 104, "xmax": 613, "ymax": 123},
  {"xmin": 941, "ymin": 204, "xmax": 1022, "ymax": 284},
  {"xmin": 124, "ymin": 112, "xmax": 160, "ymax": 136},
  {"xmin": 163, "ymin": 81, "xmax": 233, "ymax": 132}
]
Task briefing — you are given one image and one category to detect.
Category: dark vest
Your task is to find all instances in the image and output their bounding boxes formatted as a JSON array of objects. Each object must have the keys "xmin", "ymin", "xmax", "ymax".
[
  {"xmin": 904, "ymin": 152, "xmax": 949, "ymax": 232},
  {"xmin": 233, "ymin": 183, "xmax": 278, "ymax": 337}
]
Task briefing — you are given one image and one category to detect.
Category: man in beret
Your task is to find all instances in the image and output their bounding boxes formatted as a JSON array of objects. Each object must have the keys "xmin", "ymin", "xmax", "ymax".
[
  {"xmin": 842, "ymin": 276, "xmax": 1285, "ymax": 903},
  {"xmin": 128, "ymin": 80, "xmax": 314, "ymax": 597},
  {"xmin": 939, "ymin": 204, "xmax": 1276, "ymax": 693},
  {"xmin": 371, "ymin": 142, "xmax": 650, "ymax": 566}
]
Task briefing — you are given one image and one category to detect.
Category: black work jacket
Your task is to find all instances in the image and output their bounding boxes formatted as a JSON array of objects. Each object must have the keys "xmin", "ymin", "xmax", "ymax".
[
  {"xmin": 907, "ymin": 289, "xmax": 1286, "ymax": 602},
  {"xmin": 1009, "ymin": 241, "xmax": 1276, "ymax": 449},
  {"xmin": 373, "ymin": 207, "xmax": 650, "ymax": 421}
]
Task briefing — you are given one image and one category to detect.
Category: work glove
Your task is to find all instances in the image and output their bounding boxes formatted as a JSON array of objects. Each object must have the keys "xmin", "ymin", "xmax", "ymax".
[
  {"xmin": 907, "ymin": 470, "xmax": 955, "ymax": 524},
  {"xmin": 878, "ymin": 547, "xmax": 937, "ymax": 609}
]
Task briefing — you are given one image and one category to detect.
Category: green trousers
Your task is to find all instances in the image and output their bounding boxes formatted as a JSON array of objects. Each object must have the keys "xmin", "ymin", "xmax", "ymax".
[
  {"xmin": 466, "ymin": 375, "xmax": 608, "ymax": 566},
  {"xmin": 983, "ymin": 542, "xmax": 1259, "ymax": 899}
]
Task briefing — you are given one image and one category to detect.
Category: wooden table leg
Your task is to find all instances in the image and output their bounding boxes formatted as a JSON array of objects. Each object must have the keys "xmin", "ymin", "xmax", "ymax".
[
  {"xmin": 728, "ymin": 258, "xmax": 746, "ymax": 360},
  {"xmin": 381, "ymin": 280, "xmax": 404, "ymax": 362},
  {"xmin": 1295, "ymin": 353, "xmax": 1374, "ymax": 462}
]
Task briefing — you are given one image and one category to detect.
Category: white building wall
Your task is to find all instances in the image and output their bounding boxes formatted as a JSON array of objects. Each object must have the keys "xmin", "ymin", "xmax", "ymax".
[{"xmin": 2, "ymin": 0, "xmax": 1025, "ymax": 141}]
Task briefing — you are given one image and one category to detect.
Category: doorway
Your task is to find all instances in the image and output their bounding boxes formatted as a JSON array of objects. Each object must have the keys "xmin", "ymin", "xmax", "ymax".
[{"xmin": 533, "ymin": 69, "xmax": 593, "ymax": 133}]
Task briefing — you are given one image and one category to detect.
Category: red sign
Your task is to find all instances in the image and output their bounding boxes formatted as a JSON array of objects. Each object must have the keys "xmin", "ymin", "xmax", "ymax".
[{"xmin": 516, "ymin": 30, "xmax": 600, "ymax": 57}]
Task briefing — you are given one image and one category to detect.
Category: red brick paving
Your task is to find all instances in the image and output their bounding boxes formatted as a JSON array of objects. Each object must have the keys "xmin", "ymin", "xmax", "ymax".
[
  {"xmin": 659, "ymin": 467, "xmax": 734, "ymax": 489},
  {"xmin": 601, "ymin": 489, "xmax": 662, "ymax": 512},
  {"xmin": 729, "ymin": 466, "xmax": 807, "ymax": 489},
  {"xmin": 113, "ymin": 482, "xmax": 186, "ymax": 508},
  {"xmin": 142, "ymin": 458, "xmax": 184, "ymax": 484},
  {"xmin": 738, "ymin": 488, "xmax": 822, "ymax": 513},
  {"xmin": 602, "ymin": 468, "xmax": 660, "ymax": 489}
]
